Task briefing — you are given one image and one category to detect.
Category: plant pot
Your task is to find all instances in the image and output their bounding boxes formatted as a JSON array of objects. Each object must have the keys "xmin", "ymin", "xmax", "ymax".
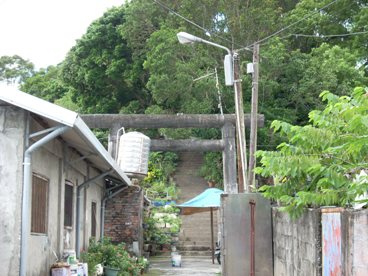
[
  {"xmin": 104, "ymin": 266, "xmax": 120, "ymax": 276},
  {"xmin": 208, "ymin": 181, "xmax": 215, "ymax": 188}
]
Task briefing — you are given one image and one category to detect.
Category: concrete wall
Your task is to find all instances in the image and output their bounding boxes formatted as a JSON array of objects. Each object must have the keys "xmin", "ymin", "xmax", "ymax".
[
  {"xmin": 273, "ymin": 208, "xmax": 322, "ymax": 276},
  {"xmin": 104, "ymin": 186, "xmax": 144, "ymax": 255},
  {"xmin": 273, "ymin": 207, "xmax": 368, "ymax": 276},
  {"xmin": 343, "ymin": 209, "xmax": 368, "ymax": 276},
  {"xmin": 0, "ymin": 106, "xmax": 26, "ymax": 276},
  {"xmin": 0, "ymin": 105, "xmax": 106, "ymax": 275}
]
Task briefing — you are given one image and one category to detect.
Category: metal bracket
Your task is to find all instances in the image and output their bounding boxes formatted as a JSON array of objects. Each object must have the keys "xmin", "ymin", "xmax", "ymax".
[
  {"xmin": 29, "ymin": 126, "xmax": 62, "ymax": 138},
  {"xmin": 66, "ymin": 153, "xmax": 96, "ymax": 167}
]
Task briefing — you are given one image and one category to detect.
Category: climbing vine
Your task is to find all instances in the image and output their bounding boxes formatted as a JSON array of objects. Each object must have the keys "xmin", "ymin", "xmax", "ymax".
[{"xmin": 256, "ymin": 87, "xmax": 368, "ymax": 218}]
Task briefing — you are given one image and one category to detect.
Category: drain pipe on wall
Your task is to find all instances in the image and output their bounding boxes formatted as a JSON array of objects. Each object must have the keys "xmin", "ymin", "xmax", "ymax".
[
  {"xmin": 20, "ymin": 125, "xmax": 70, "ymax": 276},
  {"xmin": 100, "ymin": 185, "xmax": 131, "ymax": 239},
  {"xmin": 75, "ymin": 170, "xmax": 113, "ymax": 258}
]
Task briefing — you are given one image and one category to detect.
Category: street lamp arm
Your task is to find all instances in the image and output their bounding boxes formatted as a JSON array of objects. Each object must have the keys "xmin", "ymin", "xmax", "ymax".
[
  {"xmin": 199, "ymin": 38, "xmax": 231, "ymax": 55},
  {"xmin": 177, "ymin": 32, "xmax": 231, "ymax": 55}
]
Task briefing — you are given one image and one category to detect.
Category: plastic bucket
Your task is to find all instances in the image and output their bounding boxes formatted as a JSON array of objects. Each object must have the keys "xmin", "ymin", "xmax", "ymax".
[{"xmin": 171, "ymin": 254, "xmax": 181, "ymax": 267}]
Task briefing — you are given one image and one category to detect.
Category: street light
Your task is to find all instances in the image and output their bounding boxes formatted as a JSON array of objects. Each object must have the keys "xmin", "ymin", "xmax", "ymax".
[
  {"xmin": 177, "ymin": 32, "xmax": 233, "ymax": 86},
  {"xmin": 177, "ymin": 31, "xmax": 248, "ymax": 193}
]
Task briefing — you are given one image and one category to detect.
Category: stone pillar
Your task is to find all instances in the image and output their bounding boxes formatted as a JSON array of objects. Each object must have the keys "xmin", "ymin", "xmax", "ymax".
[
  {"xmin": 222, "ymin": 123, "xmax": 237, "ymax": 194},
  {"xmin": 108, "ymin": 124, "xmax": 121, "ymax": 159}
]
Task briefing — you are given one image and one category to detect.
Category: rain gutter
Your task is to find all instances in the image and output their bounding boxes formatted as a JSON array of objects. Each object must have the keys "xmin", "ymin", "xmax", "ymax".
[{"xmin": 20, "ymin": 125, "xmax": 70, "ymax": 276}]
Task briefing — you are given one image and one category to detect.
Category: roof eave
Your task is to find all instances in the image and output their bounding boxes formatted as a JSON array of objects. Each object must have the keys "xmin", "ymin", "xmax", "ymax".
[{"xmin": 73, "ymin": 116, "xmax": 132, "ymax": 186}]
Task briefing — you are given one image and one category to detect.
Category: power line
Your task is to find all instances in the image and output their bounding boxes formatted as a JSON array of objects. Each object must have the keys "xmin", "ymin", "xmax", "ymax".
[
  {"xmin": 260, "ymin": 30, "xmax": 368, "ymax": 46},
  {"xmin": 237, "ymin": 0, "xmax": 341, "ymax": 51},
  {"xmin": 153, "ymin": 0, "xmax": 209, "ymax": 34},
  {"xmin": 152, "ymin": 0, "xmax": 244, "ymax": 49},
  {"xmin": 289, "ymin": 30, "xmax": 368, "ymax": 38}
]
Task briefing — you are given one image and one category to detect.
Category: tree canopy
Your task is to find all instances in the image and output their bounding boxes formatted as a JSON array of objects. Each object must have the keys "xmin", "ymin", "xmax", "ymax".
[
  {"xmin": 0, "ymin": 55, "xmax": 34, "ymax": 84},
  {"xmin": 256, "ymin": 87, "xmax": 368, "ymax": 217},
  {"xmin": 5, "ymin": 0, "xmax": 367, "ymax": 187}
]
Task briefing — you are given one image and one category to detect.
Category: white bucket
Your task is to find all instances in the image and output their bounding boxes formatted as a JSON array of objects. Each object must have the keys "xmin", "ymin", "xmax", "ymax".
[{"xmin": 171, "ymin": 254, "xmax": 181, "ymax": 267}]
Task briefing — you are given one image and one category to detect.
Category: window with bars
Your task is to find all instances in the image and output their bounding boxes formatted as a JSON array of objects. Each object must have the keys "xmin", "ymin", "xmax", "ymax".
[
  {"xmin": 64, "ymin": 182, "xmax": 73, "ymax": 228},
  {"xmin": 31, "ymin": 174, "xmax": 48, "ymax": 234},
  {"xmin": 91, "ymin": 202, "xmax": 97, "ymax": 237}
]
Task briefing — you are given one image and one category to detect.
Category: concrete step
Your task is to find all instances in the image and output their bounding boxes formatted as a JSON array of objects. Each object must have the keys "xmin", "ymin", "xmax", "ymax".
[
  {"xmin": 180, "ymin": 250, "xmax": 213, "ymax": 256},
  {"xmin": 153, "ymin": 249, "xmax": 213, "ymax": 257},
  {"xmin": 181, "ymin": 231, "xmax": 214, "ymax": 237},
  {"xmin": 179, "ymin": 239, "xmax": 213, "ymax": 244},
  {"xmin": 174, "ymin": 152, "xmax": 217, "ymax": 256},
  {"xmin": 177, "ymin": 245, "xmax": 211, "ymax": 251}
]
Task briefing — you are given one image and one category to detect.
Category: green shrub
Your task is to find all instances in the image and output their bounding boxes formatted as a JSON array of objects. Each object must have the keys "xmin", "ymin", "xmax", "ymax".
[
  {"xmin": 256, "ymin": 87, "xmax": 368, "ymax": 218},
  {"xmin": 81, "ymin": 238, "xmax": 146, "ymax": 275}
]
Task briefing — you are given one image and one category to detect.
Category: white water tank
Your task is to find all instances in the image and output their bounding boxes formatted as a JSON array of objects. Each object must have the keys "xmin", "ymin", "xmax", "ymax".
[{"xmin": 117, "ymin": 131, "xmax": 150, "ymax": 177}]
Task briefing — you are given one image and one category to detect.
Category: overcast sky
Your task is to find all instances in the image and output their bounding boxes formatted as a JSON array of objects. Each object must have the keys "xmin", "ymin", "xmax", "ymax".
[{"xmin": 0, "ymin": 0, "xmax": 124, "ymax": 69}]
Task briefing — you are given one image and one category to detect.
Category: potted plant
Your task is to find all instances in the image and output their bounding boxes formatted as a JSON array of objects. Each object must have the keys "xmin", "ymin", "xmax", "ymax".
[
  {"xmin": 102, "ymin": 243, "xmax": 120, "ymax": 275},
  {"xmin": 135, "ymin": 257, "xmax": 149, "ymax": 274},
  {"xmin": 104, "ymin": 265, "xmax": 120, "ymax": 276},
  {"xmin": 81, "ymin": 238, "xmax": 141, "ymax": 276}
]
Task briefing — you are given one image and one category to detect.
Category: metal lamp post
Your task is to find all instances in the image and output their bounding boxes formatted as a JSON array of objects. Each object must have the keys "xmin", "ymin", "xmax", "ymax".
[{"xmin": 177, "ymin": 32, "xmax": 248, "ymax": 193}]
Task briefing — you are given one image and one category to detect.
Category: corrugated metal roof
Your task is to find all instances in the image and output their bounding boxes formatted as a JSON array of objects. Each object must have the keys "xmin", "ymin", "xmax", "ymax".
[
  {"xmin": 0, "ymin": 84, "xmax": 131, "ymax": 186},
  {"xmin": 0, "ymin": 84, "xmax": 77, "ymax": 126}
]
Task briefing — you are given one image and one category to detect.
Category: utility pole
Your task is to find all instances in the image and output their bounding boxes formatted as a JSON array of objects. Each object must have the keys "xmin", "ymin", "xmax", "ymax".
[
  {"xmin": 233, "ymin": 51, "xmax": 248, "ymax": 193},
  {"xmin": 176, "ymin": 32, "xmax": 249, "ymax": 193},
  {"xmin": 248, "ymin": 43, "xmax": 260, "ymax": 190}
]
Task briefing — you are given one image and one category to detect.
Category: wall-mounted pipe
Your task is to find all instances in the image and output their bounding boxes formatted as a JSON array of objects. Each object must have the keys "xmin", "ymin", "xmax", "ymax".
[
  {"xmin": 20, "ymin": 125, "xmax": 70, "ymax": 276},
  {"xmin": 75, "ymin": 170, "xmax": 113, "ymax": 258}
]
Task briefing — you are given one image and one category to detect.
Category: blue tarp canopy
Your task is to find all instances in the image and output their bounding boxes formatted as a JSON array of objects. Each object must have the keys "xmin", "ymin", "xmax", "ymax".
[{"xmin": 177, "ymin": 188, "xmax": 224, "ymax": 215}]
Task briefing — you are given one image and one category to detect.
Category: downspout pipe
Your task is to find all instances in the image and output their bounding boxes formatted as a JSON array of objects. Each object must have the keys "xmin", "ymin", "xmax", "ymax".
[
  {"xmin": 75, "ymin": 170, "xmax": 113, "ymax": 258},
  {"xmin": 100, "ymin": 185, "xmax": 130, "ymax": 240},
  {"xmin": 20, "ymin": 125, "xmax": 70, "ymax": 276}
]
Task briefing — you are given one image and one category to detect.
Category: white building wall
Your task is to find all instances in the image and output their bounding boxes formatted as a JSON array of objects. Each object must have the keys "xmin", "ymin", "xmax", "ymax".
[
  {"xmin": 84, "ymin": 176, "xmax": 104, "ymax": 247},
  {"xmin": 0, "ymin": 106, "xmax": 25, "ymax": 276},
  {"xmin": 0, "ymin": 106, "xmax": 106, "ymax": 275},
  {"xmin": 29, "ymin": 145, "xmax": 63, "ymax": 276}
]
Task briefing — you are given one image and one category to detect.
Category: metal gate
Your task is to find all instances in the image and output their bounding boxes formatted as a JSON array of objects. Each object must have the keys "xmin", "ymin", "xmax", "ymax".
[{"xmin": 221, "ymin": 193, "xmax": 273, "ymax": 276}]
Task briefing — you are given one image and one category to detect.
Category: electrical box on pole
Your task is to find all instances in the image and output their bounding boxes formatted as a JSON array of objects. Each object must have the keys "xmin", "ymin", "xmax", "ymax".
[
  {"xmin": 224, "ymin": 54, "xmax": 233, "ymax": 86},
  {"xmin": 247, "ymin": 63, "xmax": 254, "ymax": 74}
]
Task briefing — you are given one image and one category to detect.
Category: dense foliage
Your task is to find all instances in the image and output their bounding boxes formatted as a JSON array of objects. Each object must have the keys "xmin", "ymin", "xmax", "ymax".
[
  {"xmin": 0, "ymin": 55, "xmax": 34, "ymax": 84},
  {"xmin": 142, "ymin": 152, "xmax": 178, "ymax": 199},
  {"xmin": 2, "ymin": 0, "xmax": 368, "ymax": 187},
  {"xmin": 256, "ymin": 87, "xmax": 368, "ymax": 218}
]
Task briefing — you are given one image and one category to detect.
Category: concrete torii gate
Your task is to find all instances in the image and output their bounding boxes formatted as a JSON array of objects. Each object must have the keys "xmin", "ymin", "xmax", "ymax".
[{"xmin": 82, "ymin": 113, "xmax": 264, "ymax": 194}]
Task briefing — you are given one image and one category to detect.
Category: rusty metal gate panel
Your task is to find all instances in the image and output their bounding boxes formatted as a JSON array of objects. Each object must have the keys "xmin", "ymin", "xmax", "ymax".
[
  {"xmin": 321, "ymin": 207, "xmax": 343, "ymax": 276},
  {"xmin": 221, "ymin": 193, "xmax": 273, "ymax": 276}
]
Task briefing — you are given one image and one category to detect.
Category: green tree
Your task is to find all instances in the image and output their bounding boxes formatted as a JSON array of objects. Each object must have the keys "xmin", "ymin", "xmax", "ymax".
[
  {"xmin": 144, "ymin": 27, "xmax": 222, "ymax": 114},
  {"xmin": 0, "ymin": 55, "xmax": 34, "ymax": 84},
  {"xmin": 61, "ymin": 6, "xmax": 149, "ymax": 113},
  {"xmin": 258, "ymin": 39, "xmax": 367, "ymax": 124},
  {"xmin": 11, "ymin": 0, "xmax": 367, "ymax": 186},
  {"xmin": 256, "ymin": 87, "xmax": 368, "ymax": 218},
  {"xmin": 20, "ymin": 65, "xmax": 69, "ymax": 102}
]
